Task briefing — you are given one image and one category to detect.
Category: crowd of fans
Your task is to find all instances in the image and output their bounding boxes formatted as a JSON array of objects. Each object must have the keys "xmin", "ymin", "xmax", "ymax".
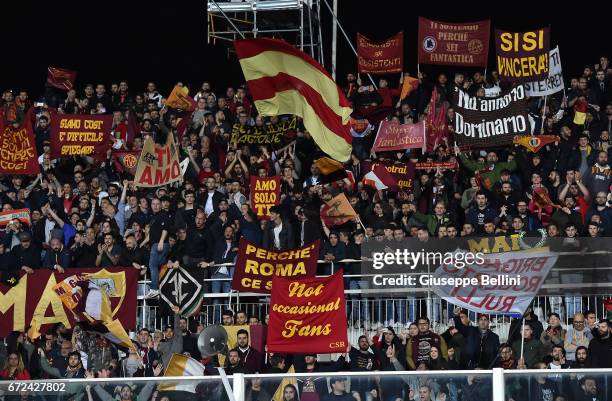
[{"xmin": 0, "ymin": 51, "xmax": 611, "ymax": 400}]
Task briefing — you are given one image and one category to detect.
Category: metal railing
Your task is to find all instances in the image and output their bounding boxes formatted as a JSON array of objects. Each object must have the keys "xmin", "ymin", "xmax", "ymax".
[{"xmin": 3, "ymin": 368, "xmax": 612, "ymax": 401}]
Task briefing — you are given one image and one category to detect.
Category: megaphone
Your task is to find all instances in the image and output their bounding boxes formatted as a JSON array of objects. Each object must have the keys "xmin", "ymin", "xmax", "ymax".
[{"xmin": 198, "ymin": 325, "xmax": 229, "ymax": 356}]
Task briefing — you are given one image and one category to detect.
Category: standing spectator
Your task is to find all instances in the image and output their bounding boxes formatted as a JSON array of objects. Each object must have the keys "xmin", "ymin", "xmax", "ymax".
[
  {"xmin": 453, "ymin": 309, "xmax": 500, "ymax": 369},
  {"xmin": 262, "ymin": 206, "xmax": 294, "ymax": 250},
  {"xmin": 144, "ymin": 197, "xmax": 171, "ymax": 299},
  {"xmin": 42, "ymin": 237, "xmax": 71, "ymax": 272},
  {"xmin": 405, "ymin": 317, "xmax": 447, "ymax": 369}
]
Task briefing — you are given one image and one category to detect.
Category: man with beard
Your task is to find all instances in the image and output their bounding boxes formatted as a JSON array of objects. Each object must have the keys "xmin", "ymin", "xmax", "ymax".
[
  {"xmin": 586, "ymin": 319, "xmax": 612, "ymax": 368},
  {"xmin": 571, "ymin": 346, "xmax": 589, "ymax": 369},
  {"xmin": 38, "ymin": 349, "xmax": 85, "ymax": 378},
  {"xmin": 584, "ymin": 151, "xmax": 612, "ymax": 195},
  {"xmin": 119, "ymin": 234, "xmax": 148, "ymax": 273},
  {"xmin": 348, "ymin": 336, "xmax": 377, "ymax": 401},
  {"xmin": 235, "ymin": 329, "xmax": 262, "ymax": 373},
  {"xmin": 42, "ymin": 237, "xmax": 71, "ymax": 272},
  {"xmin": 575, "ymin": 377, "xmax": 602, "ymax": 401},
  {"xmin": 225, "ymin": 349, "xmax": 248, "ymax": 374},
  {"xmin": 586, "ymin": 191, "xmax": 612, "ymax": 234},
  {"xmin": 179, "ymin": 317, "xmax": 201, "ymax": 360}
]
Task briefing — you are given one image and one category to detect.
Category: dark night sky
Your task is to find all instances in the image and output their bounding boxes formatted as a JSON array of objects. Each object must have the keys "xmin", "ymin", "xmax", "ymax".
[{"xmin": 5, "ymin": 1, "xmax": 610, "ymax": 98}]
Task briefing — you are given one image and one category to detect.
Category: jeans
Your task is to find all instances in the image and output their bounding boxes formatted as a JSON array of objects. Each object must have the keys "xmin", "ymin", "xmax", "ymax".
[
  {"xmin": 212, "ymin": 272, "xmax": 232, "ymax": 323},
  {"xmin": 561, "ymin": 272, "xmax": 583, "ymax": 320},
  {"xmin": 149, "ymin": 243, "xmax": 170, "ymax": 290},
  {"xmin": 348, "ymin": 279, "xmax": 370, "ymax": 324}
]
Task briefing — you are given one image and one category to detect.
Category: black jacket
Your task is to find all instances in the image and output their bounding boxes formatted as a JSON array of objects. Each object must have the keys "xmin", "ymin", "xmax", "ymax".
[
  {"xmin": 454, "ymin": 316, "xmax": 500, "ymax": 369},
  {"xmin": 11, "ymin": 244, "xmax": 42, "ymax": 270},
  {"xmin": 196, "ymin": 190, "xmax": 225, "ymax": 214},
  {"xmin": 262, "ymin": 219, "xmax": 295, "ymax": 250},
  {"xmin": 587, "ymin": 329, "xmax": 612, "ymax": 368}
]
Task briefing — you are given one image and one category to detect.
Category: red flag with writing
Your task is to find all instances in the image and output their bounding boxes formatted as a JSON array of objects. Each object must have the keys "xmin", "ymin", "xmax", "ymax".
[
  {"xmin": 50, "ymin": 114, "xmax": 113, "ymax": 160},
  {"xmin": 250, "ymin": 176, "xmax": 281, "ymax": 220},
  {"xmin": 267, "ymin": 270, "xmax": 347, "ymax": 354},
  {"xmin": 0, "ymin": 108, "xmax": 40, "ymax": 175},
  {"xmin": 357, "ymin": 32, "xmax": 404, "ymax": 74}
]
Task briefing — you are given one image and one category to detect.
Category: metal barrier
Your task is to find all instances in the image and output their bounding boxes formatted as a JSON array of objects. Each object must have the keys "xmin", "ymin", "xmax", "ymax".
[
  {"xmin": 4, "ymin": 369, "xmax": 612, "ymax": 401},
  {"xmin": 136, "ymin": 294, "xmax": 612, "ymax": 344}
]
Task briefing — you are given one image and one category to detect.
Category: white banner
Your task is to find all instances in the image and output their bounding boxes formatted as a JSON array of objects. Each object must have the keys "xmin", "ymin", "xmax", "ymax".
[
  {"xmin": 431, "ymin": 250, "xmax": 558, "ymax": 317},
  {"xmin": 524, "ymin": 47, "xmax": 564, "ymax": 97}
]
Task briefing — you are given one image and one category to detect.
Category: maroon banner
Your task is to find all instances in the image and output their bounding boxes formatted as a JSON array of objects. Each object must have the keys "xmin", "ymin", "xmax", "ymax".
[
  {"xmin": 0, "ymin": 268, "xmax": 138, "ymax": 337},
  {"xmin": 495, "ymin": 28, "xmax": 550, "ymax": 82},
  {"xmin": 267, "ymin": 270, "xmax": 347, "ymax": 354},
  {"xmin": 47, "ymin": 67, "xmax": 77, "ymax": 91},
  {"xmin": 368, "ymin": 161, "xmax": 416, "ymax": 190},
  {"xmin": 0, "ymin": 109, "xmax": 40, "ymax": 175},
  {"xmin": 373, "ymin": 120, "xmax": 425, "ymax": 152},
  {"xmin": 250, "ymin": 176, "xmax": 281, "ymax": 220},
  {"xmin": 231, "ymin": 238, "xmax": 320, "ymax": 294},
  {"xmin": 357, "ymin": 32, "xmax": 404, "ymax": 74},
  {"xmin": 418, "ymin": 17, "xmax": 490, "ymax": 67},
  {"xmin": 50, "ymin": 114, "xmax": 112, "ymax": 159}
]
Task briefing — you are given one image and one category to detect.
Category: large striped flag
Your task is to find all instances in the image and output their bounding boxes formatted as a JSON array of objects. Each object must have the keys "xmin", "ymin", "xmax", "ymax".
[
  {"xmin": 234, "ymin": 38, "xmax": 353, "ymax": 162},
  {"xmin": 161, "ymin": 353, "xmax": 205, "ymax": 392},
  {"xmin": 362, "ymin": 165, "xmax": 398, "ymax": 190}
]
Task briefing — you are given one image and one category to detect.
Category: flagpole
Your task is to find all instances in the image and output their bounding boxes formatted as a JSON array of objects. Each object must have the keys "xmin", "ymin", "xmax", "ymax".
[
  {"xmin": 331, "ymin": 0, "xmax": 337, "ymax": 80},
  {"xmin": 520, "ymin": 318, "xmax": 526, "ymax": 362},
  {"xmin": 357, "ymin": 216, "xmax": 367, "ymax": 232},
  {"xmin": 321, "ymin": 0, "xmax": 377, "ymax": 89},
  {"xmin": 541, "ymin": 95, "xmax": 547, "ymax": 135}
]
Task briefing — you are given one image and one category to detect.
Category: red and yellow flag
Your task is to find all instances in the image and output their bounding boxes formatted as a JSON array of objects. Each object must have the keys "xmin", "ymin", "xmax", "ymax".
[
  {"xmin": 234, "ymin": 38, "xmax": 352, "ymax": 161},
  {"xmin": 400, "ymin": 75, "xmax": 419, "ymax": 100},
  {"xmin": 166, "ymin": 84, "xmax": 197, "ymax": 111}
]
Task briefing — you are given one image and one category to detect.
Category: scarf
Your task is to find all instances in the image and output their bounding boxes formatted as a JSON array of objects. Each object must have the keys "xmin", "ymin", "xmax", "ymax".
[{"xmin": 501, "ymin": 357, "xmax": 516, "ymax": 369}]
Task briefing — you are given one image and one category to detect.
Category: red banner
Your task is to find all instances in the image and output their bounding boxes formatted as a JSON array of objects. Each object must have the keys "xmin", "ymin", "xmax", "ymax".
[
  {"xmin": 418, "ymin": 17, "xmax": 490, "ymax": 67},
  {"xmin": 495, "ymin": 28, "xmax": 550, "ymax": 83},
  {"xmin": 368, "ymin": 161, "xmax": 415, "ymax": 190},
  {"xmin": 0, "ymin": 110, "xmax": 40, "ymax": 175},
  {"xmin": 267, "ymin": 270, "xmax": 347, "ymax": 354},
  {"xmin": 250, "ymin": 176, "xmax": 281, "ymax": 220},
  {"xmin": 357, "ymin": 32, "xmax": 404, "ymax": 74},
  {"xmin": 0, "ymin": 268, "xmax": 137, "ymax": 337},
  {"xmin": 373, "ymin": 120, "xmax": 425, "ymax": 152},
  {"xmin": 0, "ymin": 208, "xmax": 31, "ymax": 228},
  {"xmin": 50, "ymin": 114, "xmax": 112, "ymax": 159},
  {"xmin": 232, "ymin": 238, "xmax": 320, "ymax": 294},
  {"xmin": 47, "ymin": 67, "xmax": 77, "ymax": 91}
]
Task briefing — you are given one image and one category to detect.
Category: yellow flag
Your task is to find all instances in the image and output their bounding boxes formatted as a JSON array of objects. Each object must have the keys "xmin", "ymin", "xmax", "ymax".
[
  {"xmin": 27, "ymin": 317, "xmax": 41, "ymax": 340},
  {"xmin": 272, "ymin": 365, "xmax": 297, "ymax": 401}
]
